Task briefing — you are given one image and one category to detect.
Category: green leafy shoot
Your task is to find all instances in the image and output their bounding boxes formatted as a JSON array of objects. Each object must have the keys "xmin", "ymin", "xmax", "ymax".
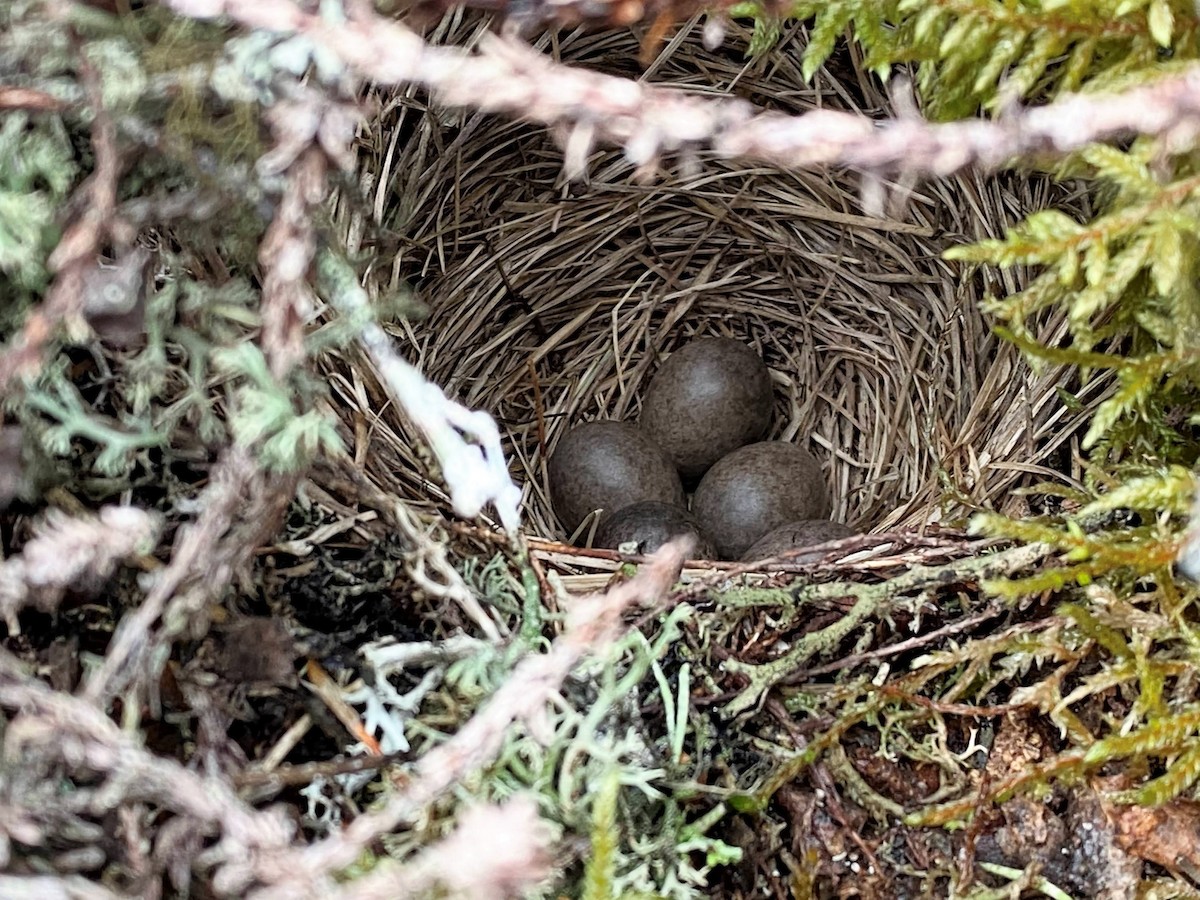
[{"xmin": 731, "ymin": 0, "xmax": 1200, "ymax": 119}]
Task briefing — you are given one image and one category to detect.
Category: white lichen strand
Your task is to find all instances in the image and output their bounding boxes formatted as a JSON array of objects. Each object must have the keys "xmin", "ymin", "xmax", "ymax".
[{"xmin": 317, "ymin": 250, "xmax": 522, "ymax": 533}]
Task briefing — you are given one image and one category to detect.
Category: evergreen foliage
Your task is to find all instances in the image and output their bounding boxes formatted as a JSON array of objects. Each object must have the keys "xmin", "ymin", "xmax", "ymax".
[
  {"xmin": 951, "ymin": 140, "xmax": 1200, "ymax": 462},
  {"xmin": 949, "ymin": 131, "xmax": 1200, "ymax": 806},
  {"xmin": 728, "ymin": 0, "xmax": 1200, "ymax": 847},
  {"xmin": 754, "ymin": 0, "xmax": 1200, "ymax": 119}
]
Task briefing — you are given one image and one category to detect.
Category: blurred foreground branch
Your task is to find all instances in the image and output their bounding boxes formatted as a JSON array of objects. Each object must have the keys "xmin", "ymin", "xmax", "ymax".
[
  {"xmin": 0, "ymin": 649, "xmax": 297, "ymax": 893},
  {"xmin": 0, "ymin": 506, "xmax": 160, "ymax": 635},
  {"xmin": 169, "ymin": 0, "xmax": 1200, "ymax": 178},
  {"xmin": 323, "ymin": 799, "xmax": 552, "ymax": 900},
  {"xmin": 2, "ymin": 636, "xmax": 554, "ymax": 898},
  {"xmin": 81, "ymin": 124, "xmax": 330, "ymax": 708},
  {"xmin": 82, "ymin": 447, "xmax": 297, "ymax": 709}
]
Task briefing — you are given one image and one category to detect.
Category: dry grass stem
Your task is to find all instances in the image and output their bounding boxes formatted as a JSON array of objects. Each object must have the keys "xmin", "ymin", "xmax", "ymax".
[{"xmin": 388, "ymin": 498, "xmax": 506, "ymax": 640}]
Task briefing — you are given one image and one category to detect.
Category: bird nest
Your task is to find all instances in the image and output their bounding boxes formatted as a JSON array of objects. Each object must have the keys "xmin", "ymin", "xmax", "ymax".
[{"xmin": 339, "ymin": 13, "xmax": 1098, "ymax": 550}]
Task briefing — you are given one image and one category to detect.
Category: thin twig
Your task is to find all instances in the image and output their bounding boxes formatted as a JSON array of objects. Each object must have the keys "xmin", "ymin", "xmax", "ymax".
[
  {"xmin": 169, "ymin": 0, "xmax": 1200, "ymax": 180},
  {"xmin": 0, "ymin": 86, "xmax": 69, "ymax": 111},
  {"xmin": 259, "ymin": 146, "xmax": 326, "ymax": 378},
  {"xmin": 789, "ymin": 603, "xmax": 1007, "ymax": 679}
]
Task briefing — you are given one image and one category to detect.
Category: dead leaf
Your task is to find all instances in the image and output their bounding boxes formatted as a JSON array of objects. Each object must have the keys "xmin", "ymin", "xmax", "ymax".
[
  {"xmin": 215, "ymin": 617, "xmax": 298, "ymax": 687},
  {"xmin": 1098, "ymin": 775, "xmax": 1200, "ymax": 879}
]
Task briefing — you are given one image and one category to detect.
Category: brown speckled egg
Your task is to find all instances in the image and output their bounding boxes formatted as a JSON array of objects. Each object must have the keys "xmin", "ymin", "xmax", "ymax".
[
  {"xmin": 595, "ymin": 501, "xmax": 715, "ymax": 558},
  {"xmin": 640, "ymin": 337, "xmax": 773, "ymax": 479},
  {"xmin": 692, "ymin": 441, "xmax": 830, "ymax": 560},
  {"xmin": 549, "ymin": 421, "xmax": 685, "ymax": 535},
  {"xmin": 741, "ymin": 519, "xmax": 856, "ymax": 562}
]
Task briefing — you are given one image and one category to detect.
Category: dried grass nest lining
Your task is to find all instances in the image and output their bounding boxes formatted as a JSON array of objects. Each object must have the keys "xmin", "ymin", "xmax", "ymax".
[{"xmin": 347, "ymin": 14, "xmax": 1102, "ymax": 540}]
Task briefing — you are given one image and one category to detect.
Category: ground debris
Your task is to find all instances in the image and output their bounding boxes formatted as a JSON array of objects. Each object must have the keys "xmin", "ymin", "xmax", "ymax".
[
  {"xmin": 1100, "ymin": 778, "xmax": 1200, "ymax": 881},
  {"xmin": 973, "ymin": 714, "xmax": 1143, "ymax": 899},
  {"xmin": 212, "ymin": 616, "xmax": 298, "ymax": 688}
]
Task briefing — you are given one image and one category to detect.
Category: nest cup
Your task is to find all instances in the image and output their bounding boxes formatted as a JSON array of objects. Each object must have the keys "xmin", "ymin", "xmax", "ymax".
[{"xmin": 348, "ymin": 14, "xmax": 1094, "ymax": 543}]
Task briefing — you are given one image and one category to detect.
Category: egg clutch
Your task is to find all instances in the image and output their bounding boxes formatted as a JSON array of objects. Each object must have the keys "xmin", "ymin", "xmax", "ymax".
[{"xmin": 547, "ymin": 337, "xmax": 856, "ymax": 561}]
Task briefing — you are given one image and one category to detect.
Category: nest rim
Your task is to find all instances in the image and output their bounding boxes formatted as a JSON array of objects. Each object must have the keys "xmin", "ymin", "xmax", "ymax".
[{"xmin": 331, "ymin": 13, "xmax": 1104, "ymax": 551}]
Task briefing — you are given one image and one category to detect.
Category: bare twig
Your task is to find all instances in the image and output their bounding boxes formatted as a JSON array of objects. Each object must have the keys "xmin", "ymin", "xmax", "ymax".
[
  {"xmin": 0, "ymin": 86, "xmax": 69, "ymax": 112},
  {"xmin": 234, "ymin": 752, "xmax": 402, "ymax": 792},
  {"xmin": 247, "ymin": 537, "xmax": 691, "ymax": 898},
  {"xmin": 169, "ymin": 0, "xmax": 1200, "ymax": 180},
  {"xmin": 722, "ymin": 72, "xmax": 1200, "ymax": 174},
  {"xmin": 259, "ymin": 146, "xmax": 325, "ymax": 379},
  {"xmin": 257, "ymin": 86, "xmax": 362, "ymax": 376}
]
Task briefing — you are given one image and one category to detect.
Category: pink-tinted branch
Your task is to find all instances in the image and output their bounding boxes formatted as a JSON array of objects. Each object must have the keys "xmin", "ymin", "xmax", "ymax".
[
  {"xmin": 167, "ymin": 0, "xmax": 1200, "ymax": 180},
  {"xmin": 321, "ymin": 799, "xmax": 553, "ymax": 900},
  {"xmin": 0, "ymin": 506, "xmax": 160, "ymax": 635}
]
